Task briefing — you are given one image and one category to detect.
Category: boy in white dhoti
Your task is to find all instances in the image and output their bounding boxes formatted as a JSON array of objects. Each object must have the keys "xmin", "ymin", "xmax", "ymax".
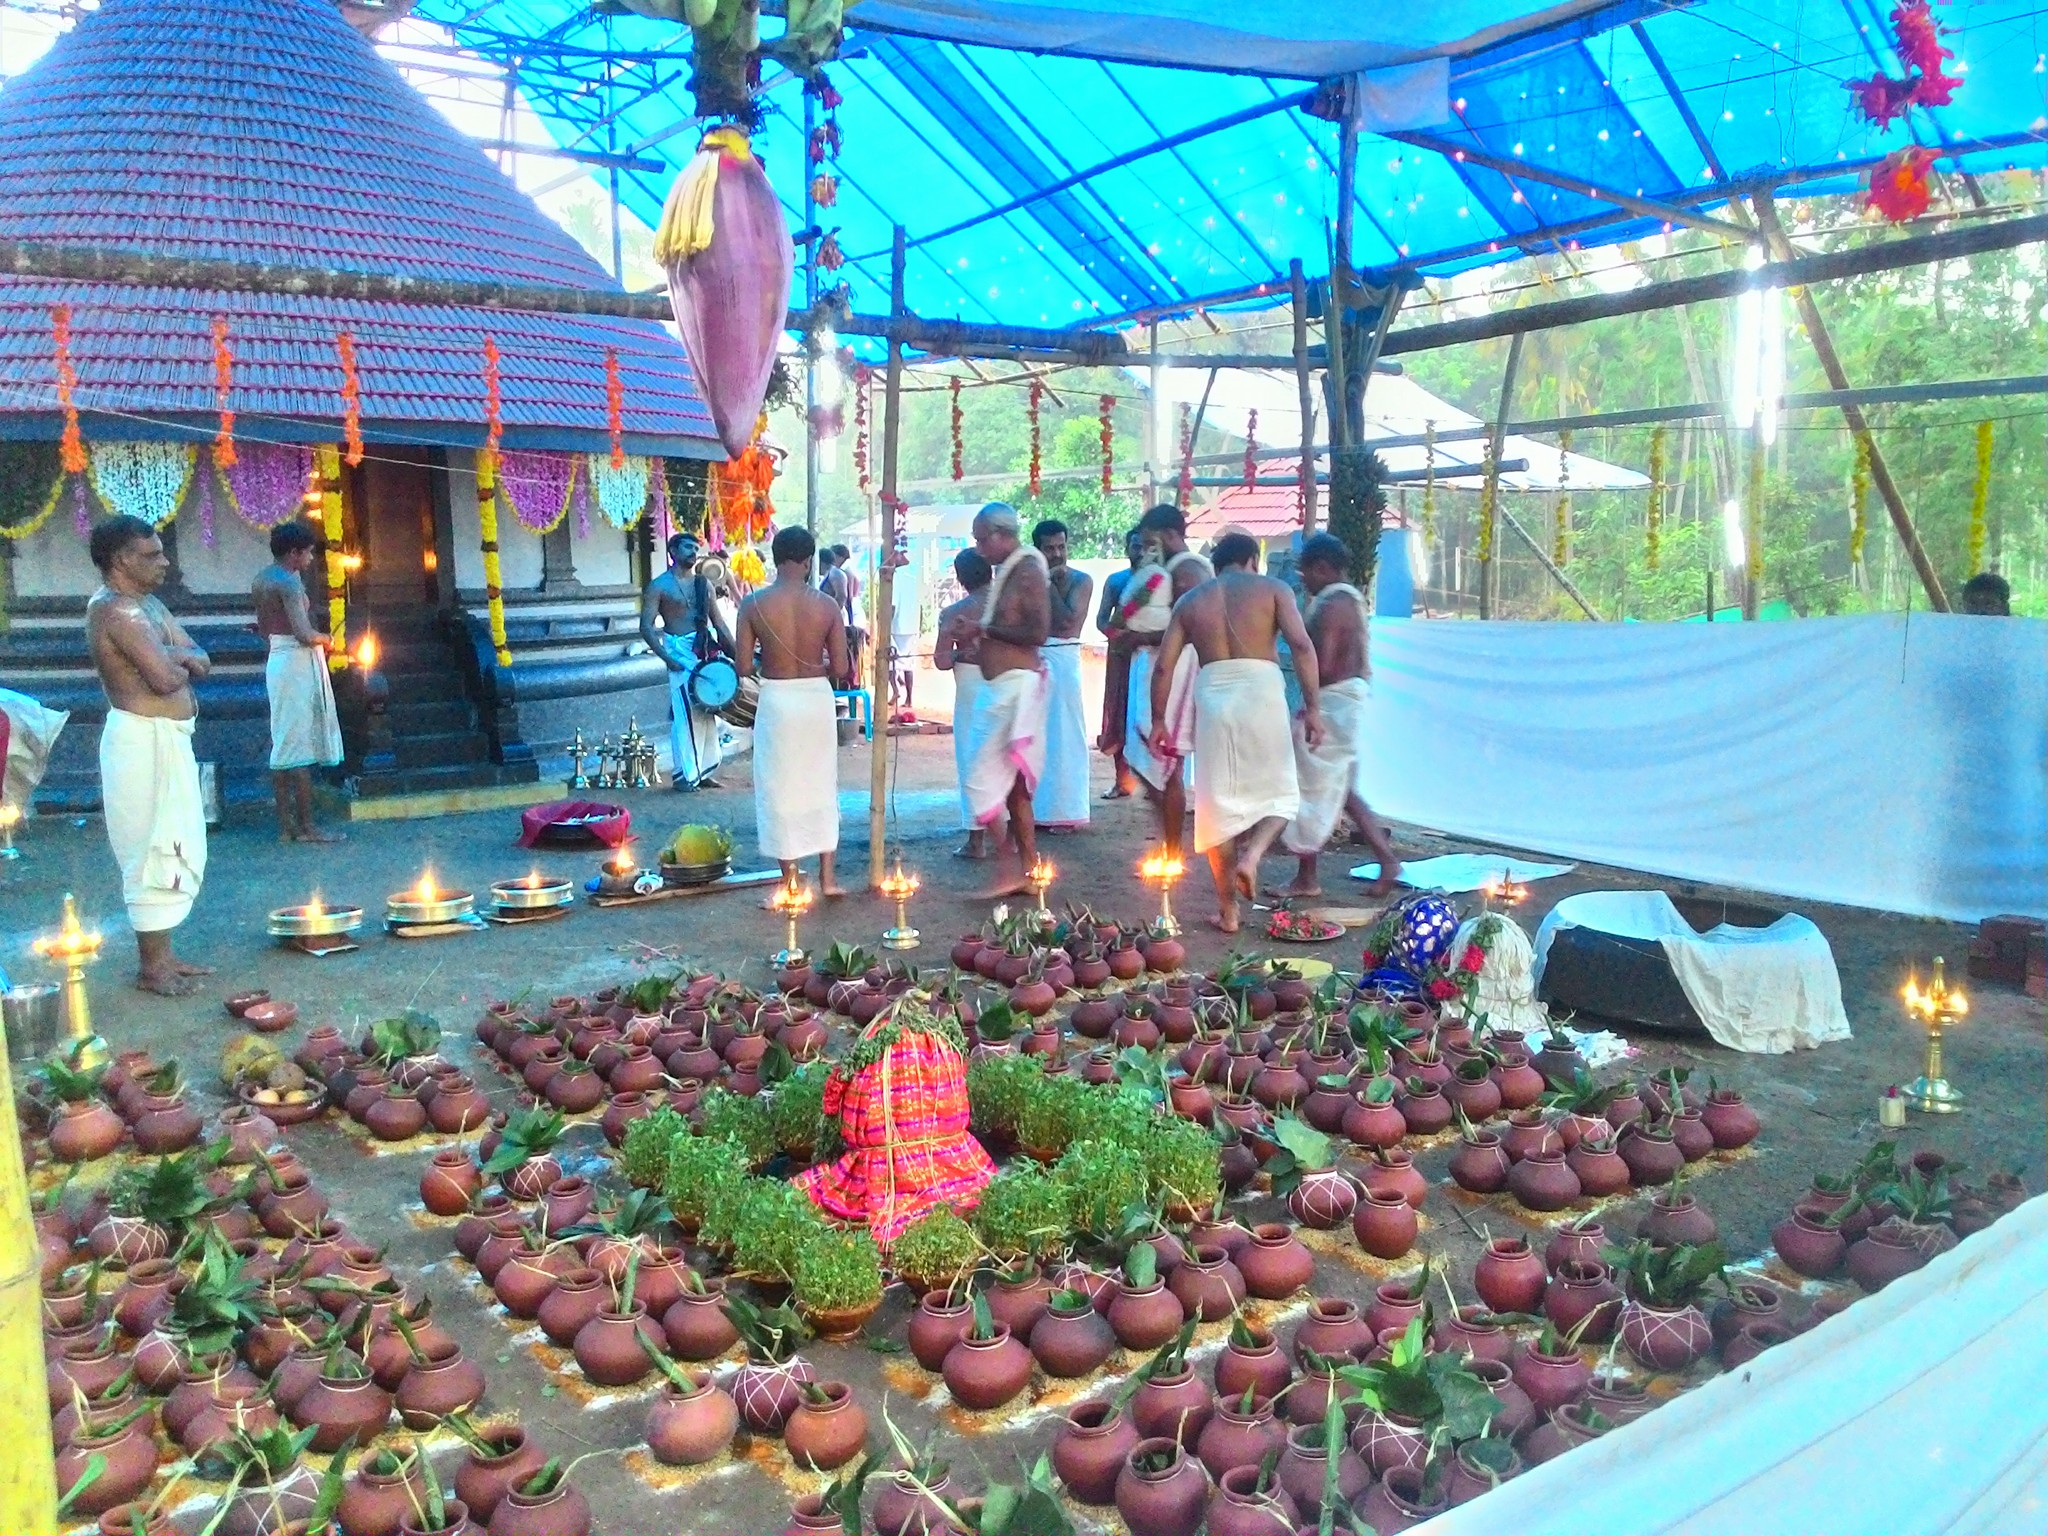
[
  {"xmin": 641, "ymin": 532, "xmax": 736, "ymax": 790},
  {"xmin": 957, "ymin": 504, "xmax": 1052, "ymax": 897},
  {"xmin": 252, "ymin": 521, "xmax": 344, "ymax": 843},
  {"xmin": 1151, "ymin": 532, "xmax": 1323, "ymax": 934},
  {"xmin": 735, "ymin": 526, "xmax": 850, "ymax": 894},
  {"xmin": 932, "ymin": 549, "xmax": 995, "ymax": 858},
  {"xmin": 1030, "ymin": 518, "xmax": 1094, "ymax": 830},
  {"xmin": 1128, "ymin": 504, "xmax": 1213, "ymax": 857},
  {"xmin": 85, "ymin": 516, "xmax": 213, "ymax": 997},
  {"xmin": 1281, "ymin": 532, "xmax": 1402, "ymax": 898}
]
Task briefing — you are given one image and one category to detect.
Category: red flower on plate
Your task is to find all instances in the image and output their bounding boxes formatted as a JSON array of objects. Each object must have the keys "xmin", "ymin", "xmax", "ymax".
[{"xmin": 1426, "ymin": 977, "xmax": 1459, "ymax": 1001}]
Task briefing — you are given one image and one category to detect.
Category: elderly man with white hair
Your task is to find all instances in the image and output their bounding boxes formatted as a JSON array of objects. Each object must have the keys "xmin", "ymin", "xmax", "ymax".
[{"xmin": 956, "ymin": 503, "xmax": 1052, "ymax": 896}]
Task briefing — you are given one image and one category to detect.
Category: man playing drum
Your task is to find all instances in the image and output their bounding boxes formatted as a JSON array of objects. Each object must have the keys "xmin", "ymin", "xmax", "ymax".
[{"xmin": 640, "ymin": 531, "xmax": 737, "ymax": 791}]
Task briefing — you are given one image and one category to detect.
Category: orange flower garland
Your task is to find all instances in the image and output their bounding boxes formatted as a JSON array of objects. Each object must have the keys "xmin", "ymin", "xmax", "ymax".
[
  {"xmin": 211, "ymin": 317, "xmax": 236, "ymax": 469},
  {"xmin": 949, "ymin": 375, "xmax": 964, "ymax": 481},
  {"xmin": 1027, "ymin": 377, "xmax": 1044, "ymax": 499},
  {"xmin": 336, "ymin": 331, "xmax": 364, "ymax": 467},
  {"xmin": 1099, "ymin": 394, "xmax": 1114, "ymax": 494},
  {"xmin": 605, "ymin": 347, "xmax": 625, "ymax": 469},
  {"xmin": 482, "ymin": 336, "xmax": 503, "ymax": 458},
  {"xmin": 52, "ymin": 305, "xmax": 85, "ymax": 474}
]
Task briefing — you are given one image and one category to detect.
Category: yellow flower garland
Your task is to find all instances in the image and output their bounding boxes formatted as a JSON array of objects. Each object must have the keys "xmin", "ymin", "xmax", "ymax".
[
  {"xmin": 1645, "ymin": 424, "xmax": 1665, "ymax": 571},
  {"xmin": 1552, "ymin": 429, "xmax": 1572, "ymax": 567},
  {"xmin": 1968, "ymin": 420, "xmax": 1992, "ymax": 575},
  {"xmin": 1420, "ymin": 422, "xmax": 1436, "ymax": 540},
  {"xmin": 477, "ymin": 448, "xmax": 512, "ymax": 668},
  {"xmin": 317, "ymin": 443, "xmax": 346, "ymax": 671},
  {"xmin": 0, "ymin": 469, "xmax": 65, "ymax": 540},
  {"xmin": 1849, "ymin": 433, "xmax": 1870, "ymax": 568},
  {"xmin": 1476, "ymin": 448, "xmax": 1498, "ymax": 566},
  {"xmin": 1746, "ymin": 437, "xmax": 1766, "ymax": 598}
]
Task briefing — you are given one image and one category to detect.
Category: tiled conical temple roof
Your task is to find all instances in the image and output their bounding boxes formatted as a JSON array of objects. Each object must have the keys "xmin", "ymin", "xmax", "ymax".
[{"xmin": 0, "ymin": 0, "xmax": 715, "ymax": 455}]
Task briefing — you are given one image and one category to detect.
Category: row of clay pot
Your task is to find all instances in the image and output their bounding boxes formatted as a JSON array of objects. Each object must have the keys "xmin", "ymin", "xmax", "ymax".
[{"xmin": 38, "ymin": 1049, "xmax": 207, "ymax": 1164}]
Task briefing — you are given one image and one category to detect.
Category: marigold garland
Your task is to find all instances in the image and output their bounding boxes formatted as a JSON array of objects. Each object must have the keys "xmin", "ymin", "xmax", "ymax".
[
  {"xmin": 605, "ymin": 347, "xmax": 626, "ymax": 469},
  {"xmin": 1027, "ymin": 377, "xmax": 1044, "ymax": 498},
  {"xmin": 853, "ymin": 364, "xmax": 873, "ymax": 494},
  {"xmin": 336, "ymin": 331, "xmax": 364, "ymax": 467},
  {"xmin": 476, "ymin": 447, "xmax": 512, "ymax": 667},
  {"xmin": 949, "ymin": 375, "xmax": 964, "ymax": 482},
  {"xmin": 1746, "ymin": 437, "xmax": 1766, "ymax": 598},
  {"xmin": 1645, "ymin": 424, "xmax": 1665, "ymax": 571},
  {"xmin": 207, "ymin": 317, "xmax": 237, "ymax": 471},
  {"xmin": 1176, "ymin": 404, "xmax": 1194, "ymax": 507},
  {"xmin": 1243, "ymin": 407, "xmax": 1258, "ymax": 488},
  {"xmin": 1849, "ymin": 433, "xmax": 1871, "ymax": 568},
  {"xmin": 1420, "ymin": 421, "xmax": 1437, "ymax": 540},
  {"xmin": 1098, "ymin": 393, "xmax": 1114, "ymax": 494},
  {"xmin": 1476, "ymin": 448, "xmax": 1499, "ymax": 566},
  {"xmin": 0, "ymin": 441, "xmax": 65, "ymax": 540},
  {"xmin": 483, "ymin": 337, "xmax": 504, "ymax": 460},
  {"xmin": 317, "ymin": 443, "xmax": 347, "ymax": 670},
  {"xmin": 52, "ymin": 305, "xmax": 85, "ymax": 475},
  {"xmin": 1552, "ymin": 429, "xmax": 1572, "ymax": 567},
  {"xmin": 1968, "ymin": 419, "xmax": 1993, "ymax": 574}
]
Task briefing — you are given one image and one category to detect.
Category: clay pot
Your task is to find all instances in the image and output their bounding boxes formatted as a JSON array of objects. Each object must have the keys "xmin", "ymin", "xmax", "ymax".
[
  {"xmin": 1700, "ymin": 1088, "xmax": 1760, "ymax": 1148},
  {"xmin": 1490, "ymin": 1050, "xmax": 1547, "ymax": 1111},
  {"xmin": 1501, "ymin": 1110, "xmax": 1563, "ymax": 1164},
  {"xmin": 1133, "ymin": 1367, "xmax": 1213, "ymax": 1445},
  {"xmin": 539, "ymin": 1176, "xmax": 596, "ymax": 1232},
  {"xmin": 986, "ymin": 1265, "xmax": 1054, "ymax": 1338},
  {"xmin": 660, "ymin": 1281, "xmax": 740, "ymax": 1360},
  {"xmin": 572, "ymin": 1305, "xmax": 661, "ymax": 1387},
  {"xmin": 1205, "ymin": 1466, "xmax": 1296, "ymax": 1536},
  {"xmin": 50, "ymin": 1099, "xmax": 127, "ymax": 1163},
  {"xmin": 1215, "ymin": 1326, "xmax": 1291, "ymax": 1403},
  {"xmin": 1289, "ymin": 1298, "xmax": 1369, "ymax": 1361},
  {"xmin": 1446, "ymin": 1439, "xmax": 1523, "ymax": 1507},
  {"xmin": 1722, "ymin": 1319, "xmax": 1793, "ymax": 1368},
  {"xmin": 57, "ymin": 1421, "xmax": 158, "ymax": 1517},
  {"xmin": 1521, "ymin": 1399, "xmax": 1613, "ymax": 1467},
  {"xmin": 1364, "ymin": 1279, "xmax": 1426, "ymax": 1342},
  {"xmin": 1617, "ymin": 1124, "xmax": 1684, "ymax": 1186},
  {"xmin": 1710, "ymin": 1283, "xmax": 1785, "ymax": 1350},
  {"xmin": 871, "ymin": 1470, "xmax": 959, "ymax": 1536},
  {"xmin": 420, "ymin": 1150, "xmax": 483, "ymax": 1218},
  {"xmin": 1031, "ymin": 1299, "xmax": 1117, "ymax": 1378},
  {"xmin": 1280, "ymin": 1355, "xmax": 1337, "ymax": 1428},
  {"xmin": 131, "ymin": 1093, "xmax": 204, "ymax": 1153},
  {"xmin": 1470, "ymin": 1357, "xmax": 1537, "ymax": 1440},
  {"xmin": 943, "ymin": 1324, "xmax": 1033, "ymax": 1411},
  {"xmin": 453, "ymin": 1195, "xmax": 515, "ymax": 1261},
  {"xmin": 1236, "ymin": 1224, "xmax": 1314, "ymax": 1300},
  {"xmin": 1341, "ymin": 1090, "xmax": 1406, "ymax": 1149},
  {"xmin": 1287, "ymin": 1167, "xmax": 1358, "ymax": 1230},
  {"xmin": 640, "ymin": 1369, "xmax": 738, "ymax": 1466},
  {"xmin": 1640, "ymin": 1191, "xmax": 1718, "ymax": 1248},
  {"xmin": 1473, "ymin": 1236, "xmax": 1548, "ymax": 1315},
  {"xmin": 1670, "ymin": 1107, "xmax": 1717, "ymax": 1162},
  {"xmin": 493, "ymin": 1247, "xmax": 570, "ymax": 1320},
  {"xmin": 1620, "ymin": 1299, "xmax": 1712, "ymax": 1371},
  {"xmin": 501, "ymin": 1155, "xmax": 561, "ymax": 1202},
  {"xmin": 89, "ymin": 1214, "xmax": 169, "ymax": 1264},
  {"xmin": 113, "ymin": 1257, "xmax": 181, "ymax": 1337},
  {"xmin": 1566, "ymin": 1136, "xmax": 1632, "ymax": 1197},
  {"xmin": 1108, "ymin": 1280, "xmax": 1187, "ymax": 1351},
  {"xmin": 1583, "ymin": 1371, "xmax": 1653, "ymax": 1425},
  {"xmin": 1195, "ymin": 1394, "xmax": 1286, "ymax": 1481},
  {"xmin": 1274, "ymin": 1421, "xmax": 1370, "ymax": 1514},
  {"xmin": 530, "ymin": 1268, "xmax": 603, "ymax": 1349},
  {"xmin": 395, "ymin": 1339, "xmax": 486, "ymax": 1428},
  {"xmin": 1448, "ymin": 1130, "xmax": 1512, "ymax": 1194},
  {"xmin": 1359, "ymin": 1148, "xmax": 1427, "ymax": 1209},
  {"xmin": 1394, "ymin": 1079, "xmax": 1451, "ymax": 1136},
  {"xmin": 1350, "ymin": 1188, "xmax": 1418, "ymax": 1260},
  {"xmin": 454, "ymin": 1430, "xmax": 548, "ymax": 1524},
  {"xmin": 784, "ymin": 1381, "xmax": 867, "ymax": 1470},
  {"xmin": 1846, "ymin": 1222, "xmax": 1935, "ymax": 1293},
  {"xmin": 1055, "ymin": 1400, "xmax": 1142, "ymax": 1504},
  {"xmin": 1506, "ymin": 1149, "xmax": 1582, "ymax": 1211},
  {"xmin": 1116, "ymin": 1439, "xmax": 1210, "ymax": 1536},
  {"xmin": 1352, "ymin": 1409, "xmax": 1427, "ymax": 1478},
  {"xmin": 1358, "ymin": 1466, "xmax": 1447, "ymax": 1535},
  {"xmin": 363, "ymin": 1088, "xmax": 427, "ymax": 1142},
  {"xmin": 486, "ymin": 1482, "xmax": 592, "ymax": 1536},
  {"xmin": 731, "ymin": 1357, "xmax": 817, "ymax": 1434},
  {"xmin": 1543, "ymin": 1261, "xmax": 1623, "ymax": 1345},
  {"xmin": 49, "ymin": 1335, "xmax": 134, "ymax": 1411},
  {"xmin": 338, "ymin": 1453, "xmax": 432, "ymax": 1536},
  {"xmin": 1772, "ymin": 1204, "xmax": 1848, "ymax": 1278},
  {"xmin": 908, "ymin": 1289, "xmax": 974, "ymax": 1372},
  {"xmin": 428, "ymin": 1077, "xmax": 491, "ymax": 1135},
  {"xmin": 1168, "ymin": 1244, "xmax": 1246, "ymax": 1322},
  {"xmin": 1511, "ymin": 1340, "xmax": 1590, "ymax": 1413},
  {"xmin": 292, "ymin": 1371, "xmax": 394, "ymax": 1452},
  {"xmin": 1432, "ymin": 1306, "xmax": 1512, "ymax": 1365}
]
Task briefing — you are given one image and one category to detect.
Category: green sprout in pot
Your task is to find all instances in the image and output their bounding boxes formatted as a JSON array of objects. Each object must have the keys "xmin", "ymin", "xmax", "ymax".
[
  {"xmin": 973, "ymin": 998, "xmax": 1021, "ymax": 1046},
  {"xmin": 1538, "ymin": 1068, "xmax": 1623, "ymax": 1122},
  {"xmin": 730, "ymin": 1180, "xmax": 828, "ymax": 1285},
  {"xmin": 1014, "ymin": 1073, "xmax": 1091, "ymax": 1161},
  {"xmin": 168, "ymin": 1230, "xmax": 272, "ymax": 1356},
  {"xmin": 966, "ymin": 1054, "xmax": 1040, "ymax": 1144},
  {"xmin": 890, "ymin": 1209, "xmax": 980, "ymax": 1294},
  {"xmin": 972, "ymin": 1452, "xmax": 1075, "ymax": 1536},
  {"xmin": 617, "ymin": 1105, "xmax": 687, "ymax": 1189},
  {"xmin": 767, "ymin": 1061, "xmax": 830, "ymax": 1160},
  {"xmin": 1602, "ymin": 1238, "xmax": 1730, "ymax": 1309},
  {"xmin": 34, "ymin": 1053, "xmax": 108, "ymax": 1105},
  {"xmin": 481, "ymin": 1106, "xmax": 566, "ymax": 1179},
  {"xmin": 662, "ymin": 1133, "xmax": 750, "ymax": 1230},
  {"xmin": 971, "ymin": 1166, "xmax": 1070, "ymax": 1261},
  {"xmin": 365, "ymin": 1009, "xmax": 442, "ymax": 1068},
  {"xmin": 721, "ymin": 1293, "xmax": 814, "ymax": 1367},
  {"xmin": 1053, "ymin": 1138, "xmax": 1150, "ymax": 1240},
  {"xmin": 697, "ymin": 1086, "xmax": 778, "ymax": 1169},
  {"xmin": 792, "ymin": 1228, "xmax": 884, "ymax": 1320},
  {"xmin": 1111, "ymin": 1319, "xmax": 1197, "ymax": 1411},
  {"xmin": 817, "ymin": 941, "xmax": 879, "ymax": 982},
  {"xmin": 105, "ymin": 1150, "xmax": 221, "ymax": 1244},
  {"xmin": 1142, "ymin": 1116, "xmax": 1222, "ymax": 1219}
]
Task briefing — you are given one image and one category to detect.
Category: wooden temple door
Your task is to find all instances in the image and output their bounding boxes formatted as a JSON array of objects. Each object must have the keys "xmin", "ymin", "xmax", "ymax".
[{"xmin": 349, "ymin": 447, "xmax": 442, "ymax": 622}]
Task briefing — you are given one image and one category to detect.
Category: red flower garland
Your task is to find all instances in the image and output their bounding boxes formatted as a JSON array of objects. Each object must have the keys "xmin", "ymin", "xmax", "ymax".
[
  {"xmin": 1243, "ymin": 406, "xmax": 1258, "ymax": 488},
  {"xmin": 1099, "ymin": 394, "xmax": 1114, "ymax": 494},
  {"xmin": 211, "ymin": 317, "xmax": 236, "ymax": 469},
  {"xmin": 1847, "ymin": 1, "xmax": 1961, "ymax": 129},
  {"xmin": 336, "ymin": 331, "xmax": 364, "ymax": 467},
  {"xmin": 949, "ymin": 375, "xmax": 964, "ymax": 482},
  {"xmin": 482, "ymin": 336, "xmax": 503, "ymax": 459},
  {"xmin": 604, "ymin": 347, "xmax": 625, "ymax": 469},
  {"xmin": 1027, "ymin": 377, "xmax": 1044, "ymax": 498},
  {"xmin": 52, "ymin": 305, "xmax": 85, "ymax": 474},
  {"xmin": 1176, "ymin": 403, "xmax": 1194, "ymax": 506},
  {"xmin": 853, "ymin": 364, "xmax": 872, "ymax": 494},
  {"xmin": 1868, "ymin": 147, "xmax": 1938, "ymax": 222}
]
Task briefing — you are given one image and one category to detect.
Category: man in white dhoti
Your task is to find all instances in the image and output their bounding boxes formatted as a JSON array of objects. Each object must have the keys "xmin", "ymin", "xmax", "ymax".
[
  {"xmin": 640, "ymin": 532, "xmax": 736, "ymax": 790},
  {"xmin": 1031, "ymin": 519, "xmax": 1094, "ymax": 829},
  {"xmin": 1280, "ymin": 532, "xmax": 1402, "ymax": 898},
  {"xmin": 735, "ymin": 526, "xmax": 850, "ymax": 895},
  {"xmin": 1152, "ymin": 532, "xmax": 1322, "ymax": 934},
  {"xmin": 85, "ymin": 515, "xmax": 213, "ymax": 997},
  {"xmin": 1129, "ymin": 503, "xmax": 1213, "ymax": 859},
  {"xmin": 958, "ymin": 504, "xmax": 1053, "ymax": 897},
  {"xmin": 252, "ymin": 521, "xmax": 344, "ymax": 843},
  {"xmin": 932, "ymin": 549, "xmax": 996, "ymax": 859}
]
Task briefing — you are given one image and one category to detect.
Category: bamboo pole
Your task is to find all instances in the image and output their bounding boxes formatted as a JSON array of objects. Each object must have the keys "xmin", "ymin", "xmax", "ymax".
[
  {"xmin": 1290, "ymin": 258, "xmax": 1318, "ymax": 531},
  {"xmin": 869, "ymin": 227, "xmax": 906, "ymax": 888},
  {"xmin": 0, "ymin": 1027, "xmax": 57, "ymax": 1536}
]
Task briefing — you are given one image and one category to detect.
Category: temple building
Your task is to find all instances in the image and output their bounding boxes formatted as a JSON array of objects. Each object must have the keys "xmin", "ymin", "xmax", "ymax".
[{"xmin": 0, "ymin": 0, "xmax": 718, "ymax": 811}]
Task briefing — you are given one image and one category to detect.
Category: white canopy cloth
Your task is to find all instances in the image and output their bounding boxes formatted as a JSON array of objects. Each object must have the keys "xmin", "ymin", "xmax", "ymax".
[
  {"xmin": 1532, "ymin": 890, "xmax": 1851, "ymax": 1055},
  {"xmin": 1350, "ymin": 853, "xmax": 1578, "ymax": 891},
  {"xmin": 1411, "ymin": 1197, "xmax": 2048, "ymax": 1536}
]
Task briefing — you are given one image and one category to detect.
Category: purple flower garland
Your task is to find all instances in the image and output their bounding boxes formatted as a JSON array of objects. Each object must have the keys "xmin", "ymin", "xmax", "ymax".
[
  {"xmin": 223, "ymin": 442, "xmax": 313, "ymax": 529},
  {"xmin": 500, "ymin": 450, "xmax": 578, "ymax": 533}
]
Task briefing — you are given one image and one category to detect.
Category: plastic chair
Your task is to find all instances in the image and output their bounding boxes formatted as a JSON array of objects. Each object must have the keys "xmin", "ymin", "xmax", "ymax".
[{"xmin": 835, "ymin": 689, "xmax": 874, "ymax": 740}]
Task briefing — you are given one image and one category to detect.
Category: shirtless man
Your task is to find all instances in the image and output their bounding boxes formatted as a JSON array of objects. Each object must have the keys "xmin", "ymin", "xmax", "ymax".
[
  {"xmin": 1152, "ymin": 532, "xmax": 1322, "ymax": 932},
  {"xmin": 1032, "ymin": 519, "xmax": 1094, "ymax": 830},
  {"xmin": 86, "ymin": 515, "xmax": 214, "ymax": 996},
  {"xmin": 960, "ymin": 504, "xmax": 1052, "ymax": 897},
  {"xmin": 1130, "ymin": 503, "xmax": 1213, "ymax": 857},
  {"xmin": 735, "ymin": 525, "xmax": 850, "ymax": 896},
  {"xmin": 1281, "ymin": 532, "xmax": 1402, "ymax": 898},
  {"xmin": 252, "ymin": 521, "xmax": 343, "ymax": 844},
  {"xmin": 932, "ymin": 549, "xmax": 995, "ymax": 859},
  {"xmin": 641, "ymin": 532, "xmax": 737, "ymax": 790}
]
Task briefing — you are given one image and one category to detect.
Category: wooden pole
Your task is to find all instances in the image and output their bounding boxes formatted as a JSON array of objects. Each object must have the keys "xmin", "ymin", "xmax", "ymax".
[
  {"xmin": 1477, "ymin": 331, "xmax": 1525, "ymax": 620},
  {"xmin": 869, "ymin": 227, "xmax": 906, "ymax": 889},
  {"xmin": 1752, "ymin": 193, "xmax": 1950, "ymax": 610},
  {"xmin": 1290, "ymin": 258, "xmax": 1318, "ymax": 531}
]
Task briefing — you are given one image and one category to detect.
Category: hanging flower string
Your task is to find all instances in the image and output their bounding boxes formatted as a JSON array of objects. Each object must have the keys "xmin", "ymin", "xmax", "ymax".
[
  {"xmin": 1421, "ymin": 420, "xmax": 1437, "ymax": 541},
  {"xmin": 605, "ymin": 347, "xmax": 626, "ymax": 469},
  {"xmin": 1098, "ymin": 393, "xmax": 1114, "ymax": 494},
  {"xmin": 53, "ymin": 306, "xmax": 88, "ymax": 531},
  {"xmin": 335, "ymin": 331, "xmax": 364, "ymax": 467},
  {"xmin": 1849, "ymin": 432, "xmax": 1871, "ymax": 568},
  {"xmin": 500, "ymin": 450, "xmax": 579, "ymax": 534},
  {"xmin": 1242, "ymin": 407, "xmax": 1259, "ymax": 488},
  {"xmin": 1476, "ymin": 448, "xmax": 1499, "ymax": 567},
  {"xmin": 1027, "ymin": 377, "xmax": 1044, "ymax": 499},
  {"xmin": 89, "ymin": 442, "xmax": 195, "ymax": 528},
  {"xmin": 854, "ymin": 364, "xmax": 873, "ymax": 494},
  {"xmin": 651, "ymin": 457, "xmax": 674, "ymax": 547},
  {"xmin": 949, "ymin": 375, "xmax": 964, "ymax": 482},
  {"xmin": 1645, "ymin": 423, "xmax": 1665, "ymax": 571},
  {"xmin": 589, "ymin": 453, "xmax": 653, "ymax": 530},
  {"xmin": 223, "ymin": 442, "xmax": 313, "ymax": 529},
  {"xmin": 1968, "ymin": 420, "xmax": 1993, "ymax": 575},
  {"xmin": 478, "ymin": 337, "xmax": 511, "ymax": 668},
  {"xmin": 1746, "ymin": 438, "xmax": 1766, "ymax": 597},
  {"xmin": 1847, "ymin": 0, "xmax": 1959, "ymax": 128},
  {"xmin": 1176, "ymin": 403, "xmax": 1194, "ymax": 506},
  {"xmin": 317, "ymin": 443, "xmax": 347, "ymax": 669},
  {"xmin": 210, "ymin": 318, "xmax": 236, "ymax": 469},
  {"xmin": 0, "ymin": 443, "xmax": 67, "ymax": 540},
  {"xmin": 1552, "ymin": 429, "xmax": 1572, "ymax": 566},
  {"xmin": 483, "ymin": 337, "xmax": 504, "ymax": 458}
]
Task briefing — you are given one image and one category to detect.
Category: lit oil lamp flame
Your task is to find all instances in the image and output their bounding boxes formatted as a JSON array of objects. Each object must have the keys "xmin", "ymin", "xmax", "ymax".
[
  {"xmin": 416, "ymin": 871, "xmax": 438, "ymax": 903},
  {"xmin": 33, "ymin": 894, "xmax": 102, "ymax": 962},
  {"xmin": 525, "ymin": 871, "xmax": 544, "ymax": 889},
  {"xmin": 305, "ymin": 897, "xmax": 325, "ymax": 921},
  {"xmin": 610, "ymin": 843, "xmax": 636, "ymax": 874},
  {"xmin": 1029, "ymin": 859, "xmax": 1055, "ymax": 885},
  {"xmin": 1140, "ymin": 852, "xmax": 1185, "ymax": 882},
  {"xmin": 0, "ymin": 803, "xmax": 20, "ymax": 829},
  {"xmin": 355, "ymin": 632, "xmax": 379, "ymax": 670},
  {"xmin": 1902, "ymin": 959, "xmax": 1966, "ymax": 1024},
  {"xmin": 879, "ymin": 865, "xmax": 920, "ymax": 899},
  {"xmin": 338, "ymin": 553, "xmax": 364, "ymax": 574},
  {"xmin": 770, "ymin": 879, "xmax": 815, "ymax": 914}
]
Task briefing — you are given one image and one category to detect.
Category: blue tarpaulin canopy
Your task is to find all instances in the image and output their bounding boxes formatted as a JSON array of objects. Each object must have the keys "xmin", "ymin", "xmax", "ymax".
[{"xmin": 419, "ymin": 1, "xmax": 2048, "ymax": 330}]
